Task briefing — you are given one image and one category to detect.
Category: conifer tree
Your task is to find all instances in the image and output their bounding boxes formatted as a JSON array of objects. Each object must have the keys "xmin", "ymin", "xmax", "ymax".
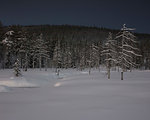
[
  {"xmin": 63, "ymin": 46, "xmax": 72, "ymax": 69},
  {"xmin": 2, "ymin": 30, "xmax": 14, "ymax": 68},
  {"xmin": 13, "ymin": 59, "xmax": 21, "ymax": 77},
  {"xmin": 87, "ymin": 43, "xmax": 99, "ymax": 74},
  {"xmin": 53, "ymin": 40, "xmax": 62, "ymax": 71},
  {"xmin": 79, "ymin": 48, "xmax": 86, "ymax": 71},
  {"xmin": 116, "ymin": 24, "xmax": 141, "ymax": 80},
  {"xmin": 19, "ymin": 28, "xmax": 30, "ymax": 71},
  {"xmin": 2, "ymin": 26, "xmax": 25, "ymax": 68},
  {"xmin": 35, "ymin": 33, "xmax": 50, "ymax": 70},
  {"xmin": 102, "ymin": 32, "xmax": 117, "ymax": 79}
]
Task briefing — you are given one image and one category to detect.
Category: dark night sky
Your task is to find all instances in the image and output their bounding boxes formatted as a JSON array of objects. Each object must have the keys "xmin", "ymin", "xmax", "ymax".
[{"xmin": 0, "ymin": 0, "xmax": 150, "ymax": 33}]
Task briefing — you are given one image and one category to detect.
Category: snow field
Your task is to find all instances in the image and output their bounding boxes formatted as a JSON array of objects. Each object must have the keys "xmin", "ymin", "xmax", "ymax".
[
  {"xmin": 0, "ymin": 69, "xmax": 150, "ymax": 120},
  {"xmin": 0, "ymin": 85, "xmax": 10, "ymax": 92},
  {"xmin": 0, "ymin": 69, "xmax": 38, "ymax": 91}
]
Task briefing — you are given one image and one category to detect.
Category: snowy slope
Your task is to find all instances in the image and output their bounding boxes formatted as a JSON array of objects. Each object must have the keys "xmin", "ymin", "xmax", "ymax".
[
  {"xmin": 0, "ymin": 69, "xmax": 37, "ymax": 89},
  {"xmin": 0, "ymin": 69, "xmax": 150, "ymax": 120},
  {"xmin": 0, "ymin": 85, "xmax": 10, "ymax": 92}
]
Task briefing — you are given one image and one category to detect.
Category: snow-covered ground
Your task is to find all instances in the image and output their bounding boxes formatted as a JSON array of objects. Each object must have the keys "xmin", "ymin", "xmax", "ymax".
[{"xmin": 0, "ymin": 69, "xmax": 150, "ymax": 120}]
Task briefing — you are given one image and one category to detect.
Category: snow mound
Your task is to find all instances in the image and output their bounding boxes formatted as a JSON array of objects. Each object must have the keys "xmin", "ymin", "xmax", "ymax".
[
  {"xmin": 0, "ymin": 77, "xmax": 38, "ymax": 88},
  {"xmin": 54, "ymin": 82, "xmax": 62, "ymax": 87},
  {"xmin": 0, "ymin": 85, "xmax": 10, "ymax": 92},
  {"xmin": 81, "ymin": 71, "xmax": 89, "ymax": 74}
]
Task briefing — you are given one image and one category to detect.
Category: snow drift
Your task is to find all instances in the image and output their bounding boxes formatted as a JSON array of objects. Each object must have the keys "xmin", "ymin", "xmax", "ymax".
[{"xmin": 0, "ymin": 85, "xmax": 10, "ymax": 92}]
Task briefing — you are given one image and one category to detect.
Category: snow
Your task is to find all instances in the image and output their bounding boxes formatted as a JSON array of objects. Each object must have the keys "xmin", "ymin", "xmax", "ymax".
[
  {"xmin": 5, "ymin": 30, "xmax": 14, "ymax": 35},
  {"xmin": 0, "ymin": 85, "xmax": 10, "ymax": 92},
  {"xmin": 0, "ymin": 78, "xmax": 37, "ymax": 88},
  {"xmin": 54, "ymin": 82, "xmax": 62, "ymax": 87},
  {"xmin": 0, "ymin": 70, "xmax": 37, "ymax": 89},
  {"xmin": 0, "ymin": 69, "xmax": 150, "ymax": 120}
]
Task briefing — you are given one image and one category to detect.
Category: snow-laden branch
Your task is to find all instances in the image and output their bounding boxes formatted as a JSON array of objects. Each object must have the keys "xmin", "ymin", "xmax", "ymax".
[
  {"xmin": 123, "ymin": 49, "xmax": 141, "ymax": 57},
  {"xmin": 123, "ymin": 44, "xmax": 140, "ymax": 50},
  {"xmin": 122, "ymin": 52, "xmax": 133, "ymax": 58},
  {"xmin": 102, "ymin": 49, "xmax": 117, "ymax": 54},
  {"xmin": 5, "ymin": 31, "xmax": 14, "ymax": 36},
  {"xmin": 123, "ymin": 35, "xmax": 137, "ymax": 43},
  {"xmin": 105, "ymin": 58, "xmax": 117, "ymax": 62},
  {"xmin": 123, "ymin": 57, "xmax": 137, "ymax": 67}
]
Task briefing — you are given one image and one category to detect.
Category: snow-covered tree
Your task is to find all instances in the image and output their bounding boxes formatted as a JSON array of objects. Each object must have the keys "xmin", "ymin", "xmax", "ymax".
[
  {"xmin": 53, "ymin": 40, "xmax": 62, "ymax": 71},
  {"xmin": 63, "ymin": 46, "xmax": 72, "ymax": 69},
  {"xmin": 88, "ymin": 43, "xmax": 99, "ymax": 74},
  {"xmin": 13, "ymin": 59, "xmax": 21, "ymax": 77},
  {"xmin": 102, "ymin": 32, "xmax": 117, "ymax": 79},
  {"xmin": 34, "ymin": 33, "xmax": 50, "ymax": 70},
  {"xmin": 29, "ymin": 33, "xmax": 38, "ymax": 68},
  {"xmin": 18, "ymin": 28, "xmax": 31, "ymax": 71},
  {"xmin": 116, "ymin": 24, "xmax": 141, "ymax": 80},
  {"xmin": 2, "ymin": 31, "xmax": 14, "ymax": 68},
  {"xmin": 2, "ymin": 26, "xmax": 26, "ymax": 68},
  {"xmin": 2, "ymin": 31, "xmax": 14, "ymax": 47},
  {"xmin": 97, "ymin": 40, "xmax": 103, "ymax": 71},
  {"xmin": 79, "ymin": 48, "xmax": 86, "ymax": 71}
]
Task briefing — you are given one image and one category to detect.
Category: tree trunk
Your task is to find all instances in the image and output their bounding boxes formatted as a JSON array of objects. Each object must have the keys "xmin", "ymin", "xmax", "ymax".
[
  {"xmin": 45, "ymin": 58, "xmax": 47, "ymax": 71},
  {"xmin": 39, "ymin": 56, "xmax": 41, "ymax": 71},
  {"xmin": 118, "ymin": 66, "xmax": 120, "ymax": 72},
  {"xmin": 32, "ymin": 58, "xmax": 35, "ymax": 69},
  {"xmin": 98, "ymin": 65, "xmax": 100, "ymax": 72},
  {"xmin": 24, "ymin": 53, "xmax": 28, "ymax": 71},
  {"xmin": 55, "ymin": 67, "xmax": 57, "ymax": 73},
  {"xmin": 21, "ymin": 58, "xmax": 23, "ymax": 69},
  {"xmin": 130, "ymin": 65, "xmax": 132, "ymax": 72},
  {"xmin": 108, "ymin": 68, "xmax": 110, "ymax": 79},
  {"xmin": 89, "ymin": 67, "xmax": 91, "ymax": 75},
  {"xmin": 121, "ymin": 71, "xmax": 123, "ymax": 80},
  {"xmin": 57, "ymin": 69, "xmax": 60, "ymax": 76}
]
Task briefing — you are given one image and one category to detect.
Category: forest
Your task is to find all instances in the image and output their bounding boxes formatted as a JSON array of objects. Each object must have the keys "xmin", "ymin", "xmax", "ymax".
[{"xmin": 0, "ymin": 21, "xmax": 150, "ymax": 72}]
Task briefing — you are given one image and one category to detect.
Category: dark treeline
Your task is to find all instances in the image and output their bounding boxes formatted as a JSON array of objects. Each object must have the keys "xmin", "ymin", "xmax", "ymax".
[{"xmin": 0, "ymin": 23, "xmax": 150, "ymax": 70}]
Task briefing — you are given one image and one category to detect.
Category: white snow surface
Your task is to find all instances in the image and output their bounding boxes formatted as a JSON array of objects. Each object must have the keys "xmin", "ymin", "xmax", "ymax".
[
  {"xmin": 0, "ymin": 85, "xmax": 10, "ymax": 92},
  {"xmin": 0, "ymin": 69, "xmax": 150, "ymax": 120},
  {"xmin": 0, "ymin": 70, "xmax": 37, "ymax": 88}
]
